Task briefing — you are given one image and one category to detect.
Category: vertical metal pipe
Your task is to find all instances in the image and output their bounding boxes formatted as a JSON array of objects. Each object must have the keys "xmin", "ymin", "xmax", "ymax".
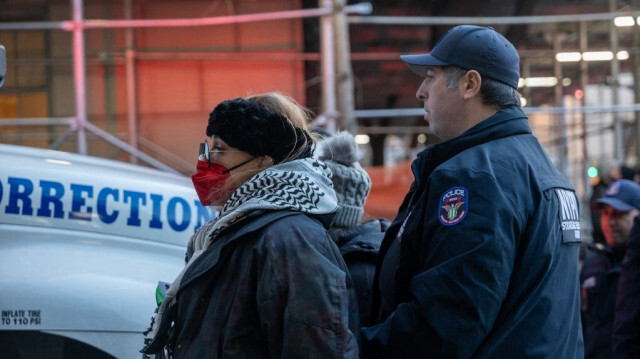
[
  {"xmin": 102, "ymin": 2, "xmax": 117, "ymax": 151},
  {"xmin": 560, "ymin": 97, "xmax": 569, "ymax": 178},
  {"xmin": 553, "ymin": 33, "xmax": 567, "ymax": 177},
  {"xmin": 610, "ymin": 0, "xmax": 623, "ymax": 162},
  {"xmin": 633, "ymin": 0, "xmax": 640, "ymax": 162},
  {"xmin": 320, "ymin": 0, "xmax": 337, "ymax": 132},
  {"xmin": 333, "ymin": 0, "xmax": 356, "ymax": 134},
  {"xmin": 72, "ymin": 0, "xmax": 87, "ymax": 154},
  {"xmin": 124, "ymin": 0, "xmax": 139, "ymax": 163},
  {"xmin": 580, "ymin": 21, "xmax": 591, "ymax": 202},
  {"xmin": 521, "ymin": 58, "xmax": 531, "ymax": 104}
]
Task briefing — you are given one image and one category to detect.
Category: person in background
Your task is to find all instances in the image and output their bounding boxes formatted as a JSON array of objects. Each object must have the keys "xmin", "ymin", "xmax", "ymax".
[
  {"xmin": 613, "ymin": 208, "xmax": 640, "ymax": 358},
  {"xmin": 318, "ymin": 131, "xmax": 390, "ymax": 327},
  {"xmin": 590, "ymin": 162, "xmax": 624, "ymax": 245},
  {"xmin": 620, "ymin": 165, "xmax": 639, "ymax": 183},
  {"xmin": 581, "ymin": 179, "xmax": 640, "ymax": 359},
  {"xmin": 141, "ymin": 92, "xmax": 359, "ymax": 359},
  {"xmin": 361, "ymin": 25, "xmax": 583, "ymax": 358}
]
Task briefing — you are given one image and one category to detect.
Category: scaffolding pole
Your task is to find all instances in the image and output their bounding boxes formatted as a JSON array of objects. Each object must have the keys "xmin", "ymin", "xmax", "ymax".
[{"xmin": 71, "ymin": 0, "xmax": 87, "ymax": 155}]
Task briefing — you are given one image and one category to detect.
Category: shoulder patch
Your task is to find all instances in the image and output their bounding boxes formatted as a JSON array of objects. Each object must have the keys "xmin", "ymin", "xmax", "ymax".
[
  {"xmin": 555, "ymin": 188, "xmax": 582, "ymax": 244},
  {"xmin": 439, "ymin": 187, "xmax": 468, "ymax": 226}
]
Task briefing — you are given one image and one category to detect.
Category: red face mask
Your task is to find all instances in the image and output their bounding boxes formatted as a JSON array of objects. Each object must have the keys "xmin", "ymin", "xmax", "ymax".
[{"xmin": 191, "ymin": 158, "xmax": 254, "ymax": 206}]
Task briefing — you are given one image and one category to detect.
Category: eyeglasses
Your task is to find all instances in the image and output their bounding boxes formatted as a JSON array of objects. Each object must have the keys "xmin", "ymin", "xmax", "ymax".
[{"xmin": 198, "ymin": 138, "xmax": 242, "ymax": 162}]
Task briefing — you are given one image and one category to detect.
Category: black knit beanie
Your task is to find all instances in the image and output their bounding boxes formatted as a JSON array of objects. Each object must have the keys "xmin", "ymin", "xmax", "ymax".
[{"xmin": 206, "ymin": 98, "xmax": 313, "ymax": 164}]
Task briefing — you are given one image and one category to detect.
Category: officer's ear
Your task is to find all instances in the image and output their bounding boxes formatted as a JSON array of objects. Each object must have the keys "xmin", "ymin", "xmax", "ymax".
[{"xmin": 462, "ymin": 70, "xmax": 482, "ymax": 100}]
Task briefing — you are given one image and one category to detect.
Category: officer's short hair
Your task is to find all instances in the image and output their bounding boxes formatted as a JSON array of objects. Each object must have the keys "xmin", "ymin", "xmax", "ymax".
[{"xmin": 443, "ymin": 65, "xmax": 521, "ymax": 110}]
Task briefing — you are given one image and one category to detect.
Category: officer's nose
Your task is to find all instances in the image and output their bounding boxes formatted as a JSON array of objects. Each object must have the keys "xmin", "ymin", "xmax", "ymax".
[{"xmin": 416, "ymin": 81, "xmax": 427, "ymax": 101}]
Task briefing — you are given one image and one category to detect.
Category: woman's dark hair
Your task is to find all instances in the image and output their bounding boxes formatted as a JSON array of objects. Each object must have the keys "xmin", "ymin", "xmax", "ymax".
[{"xmin": 206, "ymin": 93, "xmax": 315, "ymax": 164}]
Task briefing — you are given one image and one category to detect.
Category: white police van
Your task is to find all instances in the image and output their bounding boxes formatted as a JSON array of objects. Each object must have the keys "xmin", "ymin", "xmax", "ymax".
[{"xmin": 0, "ymin": 143, "xmax": 216, "ymax": 358}]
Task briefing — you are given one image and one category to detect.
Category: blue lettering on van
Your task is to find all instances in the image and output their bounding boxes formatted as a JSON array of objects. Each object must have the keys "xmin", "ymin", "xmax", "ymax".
[
  {"xmin": 69, "ymin": 184, "xmax": 93, "ymax": 221},
  {"xmin": 123, "ymin": 190, "xmax": 146, "ymax": 226},
  {"xmin": 5, "ymin": 177, "xmax": 34, "ymax": 215},
  {"xmin": 97, "ymin": 187, "xmax": 119, "ymax": 224},
  {"xmin": 37, "ymin": 180, "xmax": 65, "ymax": 218},
  {"xmin": 1, "ymin": 176, "xmax": 215, "ymax": 233},
  {"xmin": 167, "ymin": 197, "xmax": 190, "ymax": 232},
  {"xmin": 150, "ymin": 194, "xmax": 163, "ymax": 229}
]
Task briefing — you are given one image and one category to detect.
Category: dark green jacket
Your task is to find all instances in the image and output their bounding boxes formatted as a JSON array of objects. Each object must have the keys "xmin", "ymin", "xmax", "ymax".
[{"xmin": 146, "ymin": 210, "xmax": 360, "ymax": 358}]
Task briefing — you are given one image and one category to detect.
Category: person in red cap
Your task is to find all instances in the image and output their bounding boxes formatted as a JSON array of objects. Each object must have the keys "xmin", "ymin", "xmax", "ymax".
[
  {"xmin": 582, "ymin": 179, "xmax": 640, "ymax": 359},
  {"xmin": 362, "ymin": 25, "xmax": 583, "ymax": 358}
]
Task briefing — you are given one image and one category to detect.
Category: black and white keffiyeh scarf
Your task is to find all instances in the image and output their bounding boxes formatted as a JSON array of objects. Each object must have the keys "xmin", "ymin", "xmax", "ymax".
[
  {"xmin": 188, "ymin": 156, "xmax": 338, "ymax": 253},
  {"xmin": 142, "ymin": 157, "xmax": 338, "ymax": 358}
]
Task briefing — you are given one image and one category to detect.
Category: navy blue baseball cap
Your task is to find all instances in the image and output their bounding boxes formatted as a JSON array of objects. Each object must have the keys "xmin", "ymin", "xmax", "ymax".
[
  {"xmin": 593, "ymin": 179, "xmax": 640, "ymax": 211},
  {"xmin": 401, "ymin": 25, "xmax": 520, "ymax": 89}
]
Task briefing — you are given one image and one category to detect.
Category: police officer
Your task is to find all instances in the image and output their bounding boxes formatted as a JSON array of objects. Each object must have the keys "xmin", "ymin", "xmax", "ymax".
[
  {"xmin": 613, "ymin": 201, "xmax": 640, "ymax": 359},
  {"xmin": 582, "ymin": 179, "xmax": 640, "ymax": 358},
  {"xmin": 361, "ymin": 25, "xmax": 583, "ymax": 358}
]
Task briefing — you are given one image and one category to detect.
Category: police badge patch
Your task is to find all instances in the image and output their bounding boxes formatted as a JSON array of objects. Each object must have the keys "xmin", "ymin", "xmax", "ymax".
[
  {"xmin": 605, "ymin": 181, "xmax": 621, "ymax": 196},
  {"xmin": 439, "ymin": 187, "xmax": 468, "ymax": 226}
]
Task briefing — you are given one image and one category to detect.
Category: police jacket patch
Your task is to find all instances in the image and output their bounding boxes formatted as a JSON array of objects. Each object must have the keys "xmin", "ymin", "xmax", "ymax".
[
  {"xmin": 555, "ymin": 188, "xmax": 581, "ymax": 243},
  {"xmin": 439, "ymin": 187, "xmax": 468, "ymax": 226}
]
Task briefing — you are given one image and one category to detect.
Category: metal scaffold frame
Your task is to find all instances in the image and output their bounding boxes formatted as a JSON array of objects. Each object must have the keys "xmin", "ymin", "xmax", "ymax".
[
  {"xmin": 345, "ymin": 7, "xmax": 640, "ymax": 207},
  {"xmin": 1, "ymin": 0, "xmax": 639, "ymax": 189},
  {"xmin": 0, "ymin": 0, "xmax": 372, "ymax": 174}
]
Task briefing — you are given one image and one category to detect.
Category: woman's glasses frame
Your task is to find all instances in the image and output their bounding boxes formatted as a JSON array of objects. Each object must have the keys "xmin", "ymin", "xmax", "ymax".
[{"xmin": 198, "ymin": 138, "xmax": 242, "ymax": 162}]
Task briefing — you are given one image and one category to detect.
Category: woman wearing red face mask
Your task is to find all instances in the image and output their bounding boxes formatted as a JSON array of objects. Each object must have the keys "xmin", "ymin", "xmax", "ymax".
[{"xmin": 142, "ymin": 92, "xmax": 360, "ymax": 359}]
